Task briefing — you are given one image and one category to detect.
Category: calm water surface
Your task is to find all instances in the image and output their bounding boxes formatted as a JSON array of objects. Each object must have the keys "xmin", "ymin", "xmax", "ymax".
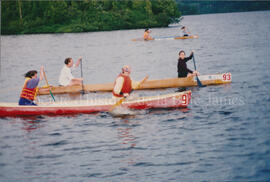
[{"xmin": 1, "ymin": 11, "xmax": 270, "ymax": 181}]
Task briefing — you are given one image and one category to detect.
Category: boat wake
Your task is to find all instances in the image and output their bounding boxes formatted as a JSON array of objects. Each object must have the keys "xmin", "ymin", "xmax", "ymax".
[{"xmin": 109, "ymin": 107, "xmax": 146, "ymax": 117}]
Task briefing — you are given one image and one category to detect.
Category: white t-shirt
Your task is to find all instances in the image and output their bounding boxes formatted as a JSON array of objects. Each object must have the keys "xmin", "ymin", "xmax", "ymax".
[
  {"xmin": 59, "ymin": 65, "xmax": 74, "ymax": 86},
  {"xmin": 113, "ymin": 77, "xmax": 124, "ymax": 95}
]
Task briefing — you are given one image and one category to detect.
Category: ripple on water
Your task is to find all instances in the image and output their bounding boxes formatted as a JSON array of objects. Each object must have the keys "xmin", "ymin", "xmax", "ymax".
[
  {"xmin": 25, "ymin": 154, "xmax": 63, "ymax": 160},
  {"xmin": 218, "ymin": 110, "xmax": 233, "ymax": 115},
  {"xmin": 163, "ymin": 116, "xmax": 187, "ymax": 122},
  {"xmin": 48, "ymin": 132, "xmax": 62, "ymax": 136},
  {"xmin": 103, "ymin": 172, "xmax": 127, "ymax": 178},
  {"xmin": 83, "ymin": 172, "xmax": 103, "ymax": 178},
  {"xmin": 41, "ymin": 140, "xmax": 68, "ymax": 147}
]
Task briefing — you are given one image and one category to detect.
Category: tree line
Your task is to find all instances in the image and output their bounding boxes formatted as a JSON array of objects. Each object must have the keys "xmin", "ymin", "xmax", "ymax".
[{"xmin": 1, "ymin": 0, "xmax": 181, "ymax": 35}]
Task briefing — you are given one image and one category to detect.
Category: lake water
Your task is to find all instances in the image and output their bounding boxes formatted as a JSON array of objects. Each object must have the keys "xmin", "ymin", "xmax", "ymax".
[{"xmin": 1, "ymin": 11, "xmax": 270, "ymax": 181}]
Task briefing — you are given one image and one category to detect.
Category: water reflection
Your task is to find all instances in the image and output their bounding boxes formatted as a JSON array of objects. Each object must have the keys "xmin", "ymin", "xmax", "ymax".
[
  {"xmin": 117, "ymin": 120, "xmax": 136, "ymax": 147},
  {"xmin": 116, "ymin": 119, "xmax": 143, "ymax": 165},
  {"xmin": 19, "ymin": 116, "xmax": 45, "ymax": 132}
]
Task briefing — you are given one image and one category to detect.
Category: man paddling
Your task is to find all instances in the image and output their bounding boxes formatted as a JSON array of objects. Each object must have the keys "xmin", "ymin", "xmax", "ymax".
[
  {"xmin": 19, "ymin": 66, "xmax": 44, "ymax": 105},
  {"xmin": 143, "ymin": 28, "xmax": 153, "ymax": 41},
  {"xmin": 59, "ymin": 57, "xmax": 83, "ymax": 86},
  {"xmin": 112, "ymin": 65, "xmax": 133, "ymax": 99},
  {"xmin": 177, "ymin": 50, "xmax": 199, "ymax": 78}
]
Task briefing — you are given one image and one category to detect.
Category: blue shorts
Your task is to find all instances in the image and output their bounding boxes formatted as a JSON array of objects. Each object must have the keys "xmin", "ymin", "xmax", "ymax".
[{"xmin": 18, "ymin": 98, "xmax": 37, "ymax": 106}]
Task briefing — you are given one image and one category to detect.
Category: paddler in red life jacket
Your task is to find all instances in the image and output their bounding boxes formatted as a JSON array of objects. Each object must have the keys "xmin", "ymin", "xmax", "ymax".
[
  {"xmin": 19, "ymin": 66, "xmax": 44, "ymax": 106},
  {"xmin": 112, "ymin": 65, "xmax": 133, "ymax": 98},
  {"xmin": 143, "ymin": 28, "xmax": 153, "ymax": 41}
]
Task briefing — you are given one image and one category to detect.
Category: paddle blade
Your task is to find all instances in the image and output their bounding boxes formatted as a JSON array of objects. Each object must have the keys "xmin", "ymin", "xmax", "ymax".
[
  {"xmin": 49, "ymin": 90, "xmax": 56, "ymax": 101},
  {"xmin": 196, "ymin": 76, "xmax": 206, "ymax": 87},
  {"xmin": 43, "ymin": 70, "xmax": 56, "ymax": 102},
  {"xmin": 110, "ymin": 98, "xmax": 125, "ymax": 111},
  {"xmin": 137, "ymin": 75, "xmax": 149, "ymax": 89},
  {"xmin": 80, "ymin": 84, "xmax": 85, "ymax": 95},
  {"xmin": 192, "ymin": 54, "xmax": 206, "ymax": 88}
]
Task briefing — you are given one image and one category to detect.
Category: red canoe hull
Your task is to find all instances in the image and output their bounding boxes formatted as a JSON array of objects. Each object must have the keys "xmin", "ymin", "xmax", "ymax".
[{"xmin": 0, "ymin": 91, "xmax": 191, "ymax": 117}]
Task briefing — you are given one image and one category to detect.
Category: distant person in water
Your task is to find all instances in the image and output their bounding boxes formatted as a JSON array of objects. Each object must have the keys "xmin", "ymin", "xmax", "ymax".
[
  {"xmin": 143, "ymin": 28, "xmax": 153, "ymax": 41},
  {"xmin": 59, "ymin": 57, "xmax": 83, "ymax": 86},
  {"xmin": 19, "ymin": 66, "xmax": 44, "ymax": 105},
  {"xmin": 181, "ymin": 26, "xmax": 190, "ymax": 37},
  {"xmin": 177, "ymin": 50, "xmax": 199, "ymax": 78}
]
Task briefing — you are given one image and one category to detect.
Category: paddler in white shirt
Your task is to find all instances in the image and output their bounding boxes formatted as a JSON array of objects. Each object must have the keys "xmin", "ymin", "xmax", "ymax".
[
  {"xmin": 59, "ymin": 57, "xmax": 83, "ymax": 86},
  {"xmin": 112, "ymin": 65, "xmax": 133, "ymax": 99}
]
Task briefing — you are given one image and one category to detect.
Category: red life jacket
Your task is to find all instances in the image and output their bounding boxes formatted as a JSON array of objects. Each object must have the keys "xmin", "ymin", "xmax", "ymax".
[
  {"xmin": 112, "ymin": 73, "xmax": 132, "ymax": 97},
  {"xmin": 20, "ymin": 78, "xmax": 37, "ymax": 101}
]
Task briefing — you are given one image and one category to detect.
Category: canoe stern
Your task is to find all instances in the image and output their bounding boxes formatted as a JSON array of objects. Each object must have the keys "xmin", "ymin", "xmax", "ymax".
[{"xmin": 123, "ymin": 91, "xmax": 191, "ymax": 110}]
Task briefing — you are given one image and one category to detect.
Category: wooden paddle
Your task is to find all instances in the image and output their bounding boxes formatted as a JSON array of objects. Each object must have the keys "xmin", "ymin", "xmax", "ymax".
[
  {"xmin": 43, "ymin": 70, "xmax": 56, "ymax": 101},
  {"xmin": 80, "ymin": 58, "xmax": 85, "ymax": 94},
  {"xmin": 192, "ymin": 53, "xmax": 206, "ymax": 87},
  {"xmin": 110, "ymin": 75, "xmax": 149, "ymax": 111}
]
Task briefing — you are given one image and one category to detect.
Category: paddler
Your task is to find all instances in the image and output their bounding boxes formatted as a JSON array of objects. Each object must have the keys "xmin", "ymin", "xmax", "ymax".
[
  {"xmin": 177, "ymin": 50, "xmax": 199, "ymax": 78},
  {"xmin": 19, "ymin": 66, "xmax": 44, "ymax": 105},
  {"xmin": 181, "ymin": 26, "xmax": 190, "ymax": 37},
  {"xmin": 59, "ymin": 57, "xmax": 83, "ymax": 86},
  {"xmin": 112, "ymin": 65, "xmax": 133, "ymax": 99},
  {"xmin": 143, "ymin": 28, "xmax": 153, "ymax": 41}
]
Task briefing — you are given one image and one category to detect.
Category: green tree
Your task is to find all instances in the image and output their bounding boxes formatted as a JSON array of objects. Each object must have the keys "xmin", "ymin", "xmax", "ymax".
[
  {"xmin": 44, "ymin": 1, "xmax": 70, "ymax": 24},
  {"xmin": 1, "ymin": 0, "xmax": 181, "ymax": 35}
]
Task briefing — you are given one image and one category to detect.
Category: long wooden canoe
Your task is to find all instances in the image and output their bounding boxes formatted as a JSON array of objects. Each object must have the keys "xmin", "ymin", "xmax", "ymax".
[
  {"xmin": 132, "ymin": 35, "xmax": 198, "ymax": 41},
  {"xmin": 174, "ymin": 35, "xmax": 198, "ymax": 39},
  {"xmin": 0, "ymin": 91, "xmax": 191, "ymax": 117},
  {"xmin": 38, "ymin": 73, "xmax": 231, "ymax": 95}
]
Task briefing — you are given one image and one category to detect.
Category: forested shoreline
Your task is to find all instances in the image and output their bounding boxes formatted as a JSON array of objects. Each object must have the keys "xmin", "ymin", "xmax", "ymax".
[
  {"xmin": 2, "ymin": 0, "xmax": 270, "ymax": 35},
  {"xmin": 1, "ymin": 0, "xmax": 180, "ymax": 35}
]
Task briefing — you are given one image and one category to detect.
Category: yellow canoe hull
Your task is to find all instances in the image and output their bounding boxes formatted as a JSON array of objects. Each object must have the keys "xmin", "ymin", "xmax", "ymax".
[
  {"xmin": 37, "ymin": 73, "xmax": 231, "ymax": 95},
  {"xmin": 174, "ymin": 35, "xmax": 199, "ymax": 39},
  {"xmin": 132, "ymin": 35, "xmax": 198, "ymax": 41}
]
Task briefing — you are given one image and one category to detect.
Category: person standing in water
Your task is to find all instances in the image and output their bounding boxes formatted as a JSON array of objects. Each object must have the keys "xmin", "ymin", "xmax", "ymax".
[
  {"xmin": 177, "ymin": 50, "xmax": 199, "ymax": 78},
  {"xmin": 19, "ymin": 66, "xmax": 44, "ymax": 105}
]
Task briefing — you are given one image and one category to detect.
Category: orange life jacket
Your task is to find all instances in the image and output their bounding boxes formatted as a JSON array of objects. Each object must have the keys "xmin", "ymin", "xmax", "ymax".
[
  {"xmin": 143, "ymin": 32, "xmax": 149, "ymax": 40},
  {"xmin": 112, "ymin": 74, "xmax": 132, "ymax": 97},
  {"xmin": 20, "ymin": 78, "xmax": 38, "ymax": 101}
]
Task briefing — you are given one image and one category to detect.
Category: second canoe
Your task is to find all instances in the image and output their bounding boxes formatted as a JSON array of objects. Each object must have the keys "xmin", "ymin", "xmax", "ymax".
[{"xmin": 38, "ymin": 73, "xmax": 231, "ymax": 95}]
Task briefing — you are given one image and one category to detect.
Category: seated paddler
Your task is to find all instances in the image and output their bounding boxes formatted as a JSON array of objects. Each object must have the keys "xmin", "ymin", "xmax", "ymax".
[
  {"xmin": 177, "ymin": 50, "xmax": 199, "ymax": 78},
  {"xmin": 112, "ymin": 65, "xmax": 133, "ymax": 99},
  {"xmin": 59, "ymin": 57, "xmax": 83, "ymax": 86},
  {"xmin": 143, "ymin": 28, "xmax": 153, "ymax": 41},
  {"xmin": 181, "ymin": 26, "xmax": 190, "ymax": 37},
  {"xmin": 19, "ymin": 66, "xmax": 44, "ymax": 106}
]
